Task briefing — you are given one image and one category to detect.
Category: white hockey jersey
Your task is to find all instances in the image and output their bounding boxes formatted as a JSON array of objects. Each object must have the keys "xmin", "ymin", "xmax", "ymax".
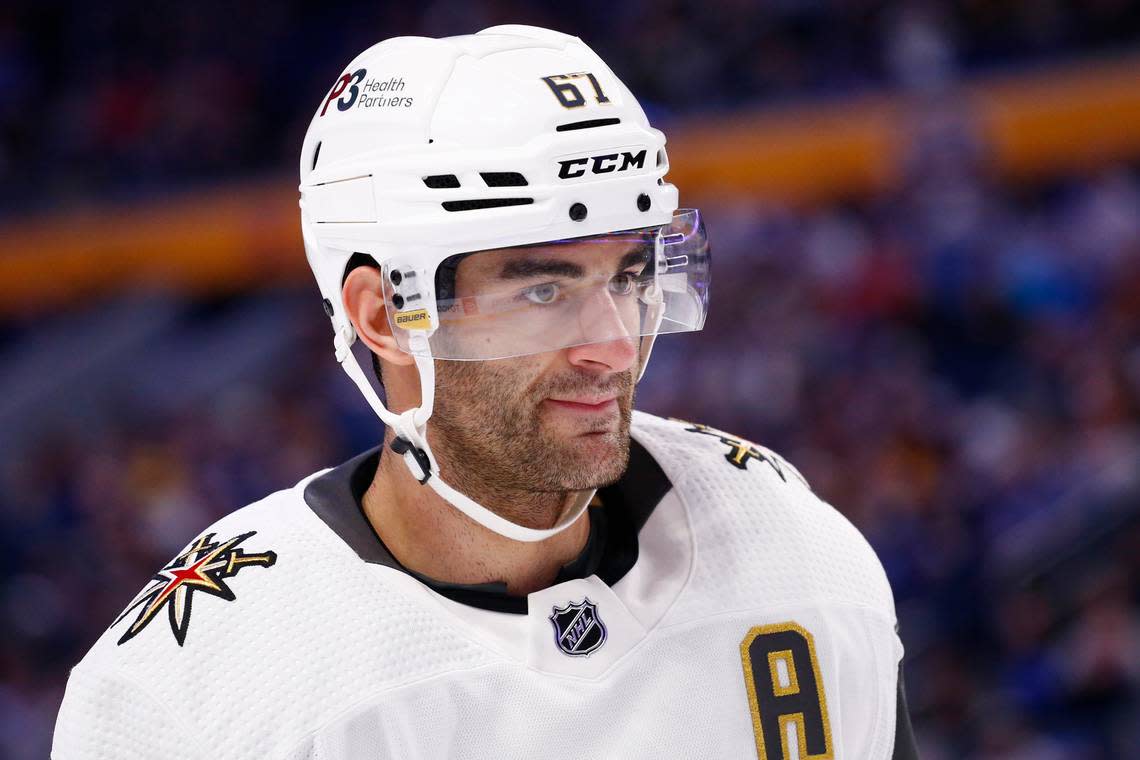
[{"xmin": 53, "ymin": 412, "xmax": 910, "ymax": 759}]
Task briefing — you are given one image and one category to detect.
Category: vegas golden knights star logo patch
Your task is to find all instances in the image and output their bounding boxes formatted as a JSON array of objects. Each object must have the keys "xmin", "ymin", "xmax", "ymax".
[
  {"xmin": 114, "ymin": 531, "xmax": 277, "ymax": 646},
  {"xmin": 676, "ymin": 419, "xmax": 809, "ymax": 487}
]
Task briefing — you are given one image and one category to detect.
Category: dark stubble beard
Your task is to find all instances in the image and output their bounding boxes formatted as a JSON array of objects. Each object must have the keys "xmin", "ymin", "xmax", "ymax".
[{"xmin": 426, "ymin": 357, "xmax": 636, "ymax": 529}]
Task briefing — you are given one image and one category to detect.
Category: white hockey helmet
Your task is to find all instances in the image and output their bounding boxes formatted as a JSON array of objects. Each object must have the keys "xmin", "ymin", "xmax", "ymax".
[{"xmin": 299, "ymin": 25, "xmax": 710, "ymax": 542}]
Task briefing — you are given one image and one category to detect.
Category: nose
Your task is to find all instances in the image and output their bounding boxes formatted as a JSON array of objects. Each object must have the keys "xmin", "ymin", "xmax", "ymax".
[
  {"xmin": 565, "ymin": 335, "xmax": 638, "ymax": 373},
  {"xmin": 565, "ymin": 287, "xmax": 639, "ymax": 373}
]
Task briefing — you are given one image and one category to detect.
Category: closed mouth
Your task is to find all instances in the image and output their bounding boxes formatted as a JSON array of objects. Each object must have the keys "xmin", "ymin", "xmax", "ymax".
[{"xmin": 544, "ymin": 396, "xmax": 619, "ymax": 412}]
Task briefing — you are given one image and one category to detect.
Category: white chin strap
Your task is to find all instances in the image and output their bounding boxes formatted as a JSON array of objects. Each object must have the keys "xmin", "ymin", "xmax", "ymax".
[{"xmin": 333, "ymin": 323, "xmax": 595, "ymax": 543}]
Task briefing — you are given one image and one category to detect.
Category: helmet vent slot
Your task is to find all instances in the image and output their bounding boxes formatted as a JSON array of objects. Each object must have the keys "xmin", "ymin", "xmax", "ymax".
[
  {"xmin": 480, "ymin": 172, "xmax": 528, "ymax": 187},
  {"xmin": 556, "ymin": 117, "xmax": 621, "ymax": 132},
  {"xmin": 423, "ymin": 174, "xmax": 461, "ymax": 189},
  {"xmin": 442, "ymin": 198, "xmax": 534, "ymax": 212}
]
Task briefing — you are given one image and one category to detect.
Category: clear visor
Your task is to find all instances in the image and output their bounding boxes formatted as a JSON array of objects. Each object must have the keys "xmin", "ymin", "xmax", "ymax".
[{"xmin": 383, "ymin": 208, "xmax": 709, "ymax": 360}]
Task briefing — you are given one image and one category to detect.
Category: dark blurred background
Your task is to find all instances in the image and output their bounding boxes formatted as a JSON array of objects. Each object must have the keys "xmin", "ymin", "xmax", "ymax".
[{"xmin": 2, "ymin": 2, "xmax": 1139, "ymax": 757}]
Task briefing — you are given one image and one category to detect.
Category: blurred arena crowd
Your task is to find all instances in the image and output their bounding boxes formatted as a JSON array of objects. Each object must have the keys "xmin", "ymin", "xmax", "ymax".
[
  {"xmin": 4, "ymin": 165, "xmax": 1137, "ymax": 758},
  {"xmin": 2, "ymin": 0, "xmax": 1139, "ymax": 215},
  {"xmin": 2, "ymin": 1, "xmax": 1139, "ymax": 758}
]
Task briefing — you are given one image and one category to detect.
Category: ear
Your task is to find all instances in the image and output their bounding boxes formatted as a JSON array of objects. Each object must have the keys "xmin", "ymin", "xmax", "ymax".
[{"xmin": 341, "ymin": 266, "xmax": 416, "ymax": 367}]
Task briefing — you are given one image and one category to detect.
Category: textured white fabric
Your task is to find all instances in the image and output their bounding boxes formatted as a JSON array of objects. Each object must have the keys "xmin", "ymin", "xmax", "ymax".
[
  {"xmin": 53, "ymin": 412, "xmax": 902, "ymax": 759},
  {"xmin": 53, "ymin": 667, "xmax": 198, "ymax": 760}
]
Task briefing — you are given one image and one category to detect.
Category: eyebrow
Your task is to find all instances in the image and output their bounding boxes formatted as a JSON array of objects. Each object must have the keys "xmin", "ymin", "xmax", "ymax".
[
  {"xmin": 498, "ymin": 258, "xmax": 585, "ymax": 280},
  {"xmin": 619, "ymin": 247, "xmax": 651, "ymax": 270},
  {"xmin": 497, "ymin": 246, "xmax": 651, "ymax": 281}
]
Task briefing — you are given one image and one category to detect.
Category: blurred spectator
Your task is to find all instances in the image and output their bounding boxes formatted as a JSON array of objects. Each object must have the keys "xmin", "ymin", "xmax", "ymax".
[{"xmin": 2, "ymin": 0, "xmax": 1139, "ymax": 214}]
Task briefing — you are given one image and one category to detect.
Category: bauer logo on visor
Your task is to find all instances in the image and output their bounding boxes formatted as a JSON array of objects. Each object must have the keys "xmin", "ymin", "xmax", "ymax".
[
  {"xmin": 382, "ymin": 209, "xmax": 710, "ymax": 361},
  {"xmin": 394, "ymin": 309, "xmax": 433, "ymax": 330}
]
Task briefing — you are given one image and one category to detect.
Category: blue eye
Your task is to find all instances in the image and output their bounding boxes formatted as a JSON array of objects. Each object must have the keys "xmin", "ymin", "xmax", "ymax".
[{"xmin": 522, "ymin": 282, "xmax": 560, "ymax": 305}]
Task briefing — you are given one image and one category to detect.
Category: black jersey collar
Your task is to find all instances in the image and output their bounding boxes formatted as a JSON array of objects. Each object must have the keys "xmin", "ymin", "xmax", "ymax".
[{"xmin": 302, "ymin": 438, "xmax": 671, "ymax": 614}]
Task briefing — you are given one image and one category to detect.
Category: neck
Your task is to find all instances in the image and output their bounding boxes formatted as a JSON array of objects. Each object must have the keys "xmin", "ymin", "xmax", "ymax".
[{"xmin": 361, "ymin": 444, "xmax": 592, "ymax": 597}]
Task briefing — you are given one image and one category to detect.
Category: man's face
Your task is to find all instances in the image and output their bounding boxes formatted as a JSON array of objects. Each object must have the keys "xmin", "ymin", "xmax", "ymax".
[{"xmin": 426, "ymin": 237, "xmax": 647, "ymax": 503}]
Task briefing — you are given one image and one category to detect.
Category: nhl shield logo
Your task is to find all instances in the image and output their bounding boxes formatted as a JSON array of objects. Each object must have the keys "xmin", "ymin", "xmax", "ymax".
[{"xmin": 549, "ymin": 597, "xmax": 607, "ymax": 657}]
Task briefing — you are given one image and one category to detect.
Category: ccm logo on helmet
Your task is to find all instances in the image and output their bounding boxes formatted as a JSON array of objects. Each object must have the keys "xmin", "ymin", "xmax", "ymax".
[{"xmin": 558, "ymin": 149, "xmax": 647, "ymax": 179}]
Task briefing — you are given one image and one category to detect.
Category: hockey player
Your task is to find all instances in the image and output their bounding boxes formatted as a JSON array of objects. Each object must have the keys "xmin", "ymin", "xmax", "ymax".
[{"xmin": 54, "ymin": 25, "xmax": 918, "ymax": 759}]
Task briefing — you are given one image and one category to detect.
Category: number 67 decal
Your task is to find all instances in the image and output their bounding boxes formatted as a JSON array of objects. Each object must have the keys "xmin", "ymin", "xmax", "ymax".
[{"xmin": 541, "ymin": 72, "xmax": 611, "ymax": 108}]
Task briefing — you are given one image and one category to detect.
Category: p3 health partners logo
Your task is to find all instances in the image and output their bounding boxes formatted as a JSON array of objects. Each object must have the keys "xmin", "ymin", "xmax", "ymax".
[{"xmin": 321, "ymin": 69, "xmax": 414, "ymax": 116}]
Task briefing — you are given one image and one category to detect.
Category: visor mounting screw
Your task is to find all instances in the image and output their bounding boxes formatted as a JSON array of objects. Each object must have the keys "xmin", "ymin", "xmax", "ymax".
[
  {"xmin": 390, "ymin": 270, "xmax": 403, "ymax": 286},
  {"xmin": 637, "ymin": 193, "xmax": 651, "ymax": 212},
  {"xmin": 392, "ymin": 294, "xmax": 405, "ymax": 310},
  {"xmin": 569, "ymin": 202, "xmax": 588, "ymax": 222},
  {"xmin": 322, "ymin": 298, "xmax": 334, "ymax": 317}
]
